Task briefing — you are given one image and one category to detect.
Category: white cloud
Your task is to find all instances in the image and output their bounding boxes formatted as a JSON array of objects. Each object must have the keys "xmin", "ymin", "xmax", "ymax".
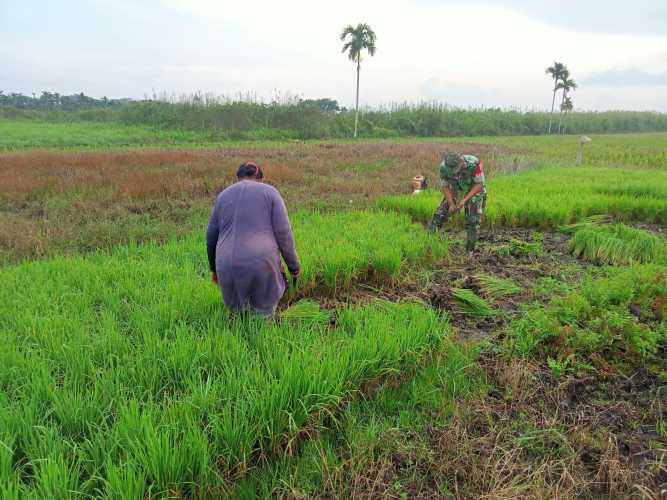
[{"xmin": 2, "ymin": 0, "xmax": 667, "ymax": 110}]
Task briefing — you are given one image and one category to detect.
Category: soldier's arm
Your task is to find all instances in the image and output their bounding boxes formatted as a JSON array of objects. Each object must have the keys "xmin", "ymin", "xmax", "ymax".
[
  {"xmin": 460, "ymin": 183, "xmax": 483, "ymax": 205},
  {"xmin": 458, "ymin": 159, "xmax": 485, "ymax": 206},
  {"xmin": 439, "ymin": 167, "xmax": 456, "ymax": 207},
  {"xmin": 442, "ymin": 185, "xmax": 455, "ymax": 207}
]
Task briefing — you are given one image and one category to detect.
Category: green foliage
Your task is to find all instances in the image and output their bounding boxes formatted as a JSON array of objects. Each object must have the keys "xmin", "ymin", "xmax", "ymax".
[
  {"xmin": 474, "ymin": 274, "xmax": 522, "ymax": 298},
  {"xmin": 507, "ymin": 265, "xmax": 667, "ymax": 375},
  {"xmin": 0, "ymin": 90, "xmax": 122, "ymax": 111},
  {"xmin": 568, "ymin": 223, "xmax": 666, "ymax": 265},
  {"xmin": 451, "ymin": 288, "xmax": 498, "ymax": 317}
]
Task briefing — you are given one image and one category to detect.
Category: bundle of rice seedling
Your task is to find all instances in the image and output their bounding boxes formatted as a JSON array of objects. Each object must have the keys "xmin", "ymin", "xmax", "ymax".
[
  {"xmin": 281, "ymin": 299, "xmax": 331, "ymax": 325},
  {"xmin": 473, "ymin": 274, "xmax": 521, "ymax": 299},
  {"xmin": 558, "ymin": 214, "xmax": 612, "ymax": 234},
  {"xmin": 569, "ymin": 224, "xmax": 666, "ymax": 265},
  {"xmin": 450, "ymin": 288, "xmax": 497, "ymax": 317}
]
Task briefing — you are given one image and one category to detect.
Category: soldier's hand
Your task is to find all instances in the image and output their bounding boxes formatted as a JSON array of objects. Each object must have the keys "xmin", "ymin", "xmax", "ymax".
[{"xmin": 448, "ymin": 203, "xmax": 458, "ymax": 214}]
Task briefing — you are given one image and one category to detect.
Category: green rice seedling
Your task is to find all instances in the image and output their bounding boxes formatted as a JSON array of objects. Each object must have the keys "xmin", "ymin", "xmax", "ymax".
[
  {"xmin": 490, "ymin": 238, "xmax": 543, "ymax": 259},
  {"xmin": 377, "ymin": 165, "xmax": 667, "ymax": 228},
  {"xmin": 558, "ymin": 214, "xmax": 612, "ymax": 233},
  {"xmin": 473, "ymin": 274, "xmax": 521, "ymax": 299},
  {"xmin": 289, "ymin": 210, "xmax": 448, "ymax": 293},
  {"xmin": 0, "ymin": 224, "xmax": 449, "ymax": 496},
  {"xmin": 281, "ymin": 300, "xmax": 331, "ymax": 325},
  {"xmin": 569, "ymin": 223, "xmax": 666, "ymax": 265},
  {"xmin": 450, "ymin": 288, "xmax": 498, "ymax": 317}
]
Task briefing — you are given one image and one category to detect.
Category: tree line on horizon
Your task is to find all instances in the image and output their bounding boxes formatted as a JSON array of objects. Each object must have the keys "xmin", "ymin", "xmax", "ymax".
[{"xmin": 3, "ymin": 96, "xmax": 666, "ymax": 139}]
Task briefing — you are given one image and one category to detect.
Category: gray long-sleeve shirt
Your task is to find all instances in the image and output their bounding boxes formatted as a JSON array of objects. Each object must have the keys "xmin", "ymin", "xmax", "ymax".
[{"xmin": 206, "ymin": 180, "xmax": 299, "ymax": 313}]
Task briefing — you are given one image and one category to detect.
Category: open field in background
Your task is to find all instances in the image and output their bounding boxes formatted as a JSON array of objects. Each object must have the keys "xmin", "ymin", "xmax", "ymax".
[
  {"xmin": 0, "ymin": 132, "xmax": 665, "ymax": 264},
  {"xmin": 0, "ymin": 120, "xmax": 214, "ymax": 149},
  {"xmin": 0, "ymin": 128, "xmax": 665, "ymax": 497}
]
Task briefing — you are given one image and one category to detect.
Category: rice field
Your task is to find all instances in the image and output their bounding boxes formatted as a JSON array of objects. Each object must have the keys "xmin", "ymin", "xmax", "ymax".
[
  {"xmin": 378, "ymin": 165, "xmax": 667, "ymax": 228},
  {"xmin": 0, "ymin": 209, "xmax": 448, "ymax": 496},
  {"xmin": 0, "ymin": 129, "xmax": 665, "ymax": 497}
]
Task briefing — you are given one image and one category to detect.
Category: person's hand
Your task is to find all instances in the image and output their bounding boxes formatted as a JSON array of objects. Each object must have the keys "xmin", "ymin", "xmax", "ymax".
[
  {"xmin": 211, "ymin": 272, "xmax": 218, "ymax": 284},
  {"xmin": 290, "ymin": 268, "xmax": 301, "ymax": 279},
  {"xmin": 456, "ymin": 200, "xmax": 466, "ymax": 211},
  {"xmin": 448, "ymin": 202, "xmax": 459, "ymax": 214}
]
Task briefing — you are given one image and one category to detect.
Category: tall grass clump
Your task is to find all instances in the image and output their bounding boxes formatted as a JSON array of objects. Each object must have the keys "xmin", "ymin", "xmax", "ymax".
[
  {"xmin": 0, "ymin": 221, "xmax": 449, "ymax": 495},
  {"xmin": 567, "ymin": 223, "xmax": 666, "ymax": 265}
]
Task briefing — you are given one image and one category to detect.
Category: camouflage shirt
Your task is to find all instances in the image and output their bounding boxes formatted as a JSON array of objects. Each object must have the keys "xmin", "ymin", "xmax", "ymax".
[{"xmin": 439, "ymin": 154, "xmax": 486, "ymax": 195}]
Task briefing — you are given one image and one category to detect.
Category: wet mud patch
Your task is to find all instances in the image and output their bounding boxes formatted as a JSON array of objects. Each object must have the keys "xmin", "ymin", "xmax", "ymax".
[{"xmin": 428, "ymin": 228, "xmax": 583, "ymax": 340}]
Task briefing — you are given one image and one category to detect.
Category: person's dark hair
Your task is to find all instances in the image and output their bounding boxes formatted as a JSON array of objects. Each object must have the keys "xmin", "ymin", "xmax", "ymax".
[{"xmin": 237, "ymin": 162, "xmax": 264, "ymax": 180}]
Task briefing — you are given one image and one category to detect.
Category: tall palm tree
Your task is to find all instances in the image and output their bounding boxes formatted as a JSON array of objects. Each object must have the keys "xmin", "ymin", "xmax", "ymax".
[
  {"xmin": 341, "ymin": 23, "xmax": 377, "ymax": 138},
  {"xmin": 560, "ymin": 96, "xmax": 574, "ymax": 135},
  {"xmin": 556, "ymin": 72, "xmax": 577, "ymax": 134},
  {"xmin": 545, "ymin": 61, "xmax": 566, "ymax": 134}
]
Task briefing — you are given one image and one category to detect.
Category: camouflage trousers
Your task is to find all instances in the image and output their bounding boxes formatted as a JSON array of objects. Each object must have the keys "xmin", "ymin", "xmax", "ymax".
[{"xmin": 427, "ymin": 194, "xmax": 486, "ymax": 251}]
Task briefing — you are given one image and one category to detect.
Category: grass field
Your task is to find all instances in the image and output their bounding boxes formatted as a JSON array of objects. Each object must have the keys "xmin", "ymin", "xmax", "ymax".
[
  {"xmin": 0, "ymin": 124, "xmax": 665, "ymax": 498},
  {"xmin": 0, "ymin": 120, "xmax": 220, "ymax": 149}
]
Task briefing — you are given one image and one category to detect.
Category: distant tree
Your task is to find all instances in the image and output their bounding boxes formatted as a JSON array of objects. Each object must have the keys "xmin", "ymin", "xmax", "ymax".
[
  {"xmin": 300, "ymin": 98, "xmax": 341, "ymax": 112},
  {"xmin": 0, "ymin": 91, "xmax": 128, "ymax": 110},
  {"xmin": 560, "ymin": 96, "xmax": 574, "ymax": 134},
  {"xmin": 546, "ymin": 61, "xmax": 566, "ymax": 134},
  {"xmin": 340, "ymin": 23, "xmax": 377, "ymax": 138},
  {"xmin": 556, "ymin": 71, "xmax": 577, "ymax": 134}
]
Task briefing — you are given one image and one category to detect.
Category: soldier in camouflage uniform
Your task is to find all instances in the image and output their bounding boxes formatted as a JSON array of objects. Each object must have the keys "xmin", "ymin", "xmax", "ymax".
[{"xmin": 428, "ymin": 152, "xmax": 487, "ymax": 253}]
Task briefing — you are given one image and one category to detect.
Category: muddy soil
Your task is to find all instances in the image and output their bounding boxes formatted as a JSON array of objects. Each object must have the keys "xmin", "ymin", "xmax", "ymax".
[{"xmin": 428, "ymin": 228, "xmax": 581, "ymax": 340}]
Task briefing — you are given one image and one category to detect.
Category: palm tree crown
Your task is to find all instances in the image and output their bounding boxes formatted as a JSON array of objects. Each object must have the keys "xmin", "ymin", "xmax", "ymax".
[
  {"xmin": 545, "ymin": 62, "xmax": 566, "ymax": 83},
  {"xmin": 561, "ymin": 96, "xmax": 574, "ymax": 112},
  {"xmin": 557, "ymin": 76, "xmax": 578, "ymax": 95},
  {"xmin": 340, "ymin": 23, "xmax": 377, "ymax": 62}
]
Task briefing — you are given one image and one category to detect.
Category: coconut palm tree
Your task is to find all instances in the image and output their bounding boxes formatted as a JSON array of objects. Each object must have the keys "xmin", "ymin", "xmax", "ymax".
[
  {"xmin": 560, "ymin": 96, "xmax": 574, "ymax": 135},
  {"xmin": 341, "ymin": 23, "xmax": 377, "ymax": 138},
  {"xmin": 545, "ymin": 61, "xmax": 566, "ymax": 134},
  {"xmin": 557, "ymin": 72, "xmax": 577, "ymax": 134}
]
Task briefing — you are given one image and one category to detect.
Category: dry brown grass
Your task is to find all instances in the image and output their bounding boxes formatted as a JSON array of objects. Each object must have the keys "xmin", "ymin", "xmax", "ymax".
[
  {"xmin": 0, "ymin": 141, "xmax": 508, "ymax": 263},
  {"xmin": 309, "ymin": 352, "xmax": 666, "ymax": 500},
  {"xmin": 0, "ymin": 141, "xmax": 503, "ymax": 205}
]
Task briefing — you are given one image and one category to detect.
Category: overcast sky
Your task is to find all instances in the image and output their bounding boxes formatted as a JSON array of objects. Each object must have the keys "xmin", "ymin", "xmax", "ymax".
[{"xmin": 2, "ymin": 0, "xmax": 666, "ymax": 111}]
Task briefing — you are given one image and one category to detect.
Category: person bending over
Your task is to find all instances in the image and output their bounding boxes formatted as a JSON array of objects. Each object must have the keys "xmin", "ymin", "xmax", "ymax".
[
  {"xmin": 206, "ymin": 162, "xmax": 300, "ymax": 317},
  {"xmin": 428, "ymin": 152, "xmax": 487, "ymax": 254}
]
